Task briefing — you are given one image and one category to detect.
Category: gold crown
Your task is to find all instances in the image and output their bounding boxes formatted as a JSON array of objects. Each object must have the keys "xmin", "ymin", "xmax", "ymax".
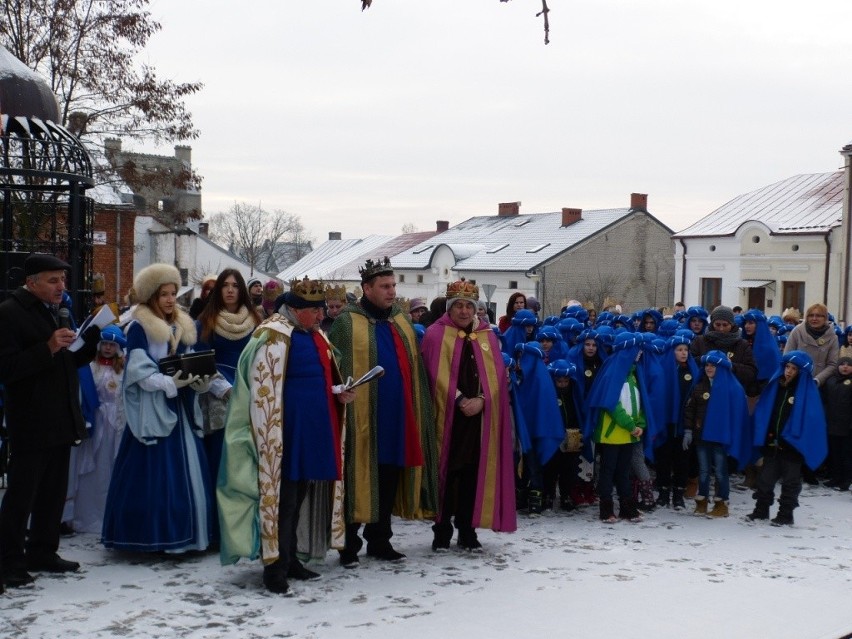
[
  {"xmin": 325, "ymin": 284, "xmax": 347, "ymax": 301},
  {"xmin": 359, "ymin": 256, "xmax": 393, "ymax": 283},
  {"xmin": 446, "ymin": 279, "xmax": 479, "ymax": 301},
  {"xmin": 289, "ymin": 276, "xmax": 326, "ymax": 302}
]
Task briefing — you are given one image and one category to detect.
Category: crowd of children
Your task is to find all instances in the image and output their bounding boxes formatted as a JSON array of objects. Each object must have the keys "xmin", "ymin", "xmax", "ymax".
[{"xmin": 480, "ymin": 298, "xmax": 838, "ymax": 528}]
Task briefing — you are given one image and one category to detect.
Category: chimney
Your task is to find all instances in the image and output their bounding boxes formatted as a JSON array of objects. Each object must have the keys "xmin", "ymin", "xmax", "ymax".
[
  {"xmin": 498, "ymin": 202, "xmax": 520, "ymax": 217},
  {"xmin": 197, "ymin": 222, "xmax": 209, "ymax": 237},
  {"xmin": 630, "ymin": 193, "xmax": 648, "ymax": 211},
  {"xmin": 561, "ymin": 208, "xmax": 582, "ymax": 226},
  {"xmin": 436, "ymin": 220, "xmax": 449, "ymax": 232},
  {"xmin": 328, "ymin": 231, "xmax": 342, "ymax": 240}
]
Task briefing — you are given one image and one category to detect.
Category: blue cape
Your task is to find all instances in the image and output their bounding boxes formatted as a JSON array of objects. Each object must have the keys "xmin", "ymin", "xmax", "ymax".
[
  {"xmin": 752, "ymin": 350, "xmax": 828, "ymax": 470},
  {"xmin": 662, "ymin": 337, "xmax": 699, "ymax": 439},
  {"xmin": 742, "ymin": 309, "xmax": 781, "ymax": 382},
  {"xmin": 503, "ymin": 354, "xmax": 532, "ymax": 455},
  {"xmin": 699, "ymin": 351, "xmax": 752, "ymax": 469},
  {"xmin": 584, "ymin": 334, "xmax": 658, "ymax": 458},
  {"xmin": 513, "ymin": 342, "xmax": 565, "ymax": 465}
]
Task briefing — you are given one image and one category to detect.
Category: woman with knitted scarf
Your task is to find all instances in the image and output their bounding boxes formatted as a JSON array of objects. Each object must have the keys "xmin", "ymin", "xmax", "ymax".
[{"xmin": 195, "ymin": 269, "xmax": 263, "ymax": 535}]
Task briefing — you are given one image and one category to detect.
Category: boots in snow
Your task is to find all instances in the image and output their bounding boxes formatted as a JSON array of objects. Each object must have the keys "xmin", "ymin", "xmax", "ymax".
[
  {"xmin": 672, "ymin": 487, "xmax": 686, "ymax": 511},
  {"xmin": 708, "ymin": 499, "xmax": 729, "ymax": 518},
  {"xmin": 655, "ymin": 486, "xmax": 671, "ymax": 508},
  {"xmin": 693, "ymin": 495, "xmax": 708, "ymax": 516}
]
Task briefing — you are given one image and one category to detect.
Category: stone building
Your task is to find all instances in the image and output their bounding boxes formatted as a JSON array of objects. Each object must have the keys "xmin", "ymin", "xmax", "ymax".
[
  {"xmin": 392, "ymin": 195, "xmax": 674, "ymax": 316},
  {"xmin": 104, "ymin": 138, "xmax": 201, "ymax": 224}
]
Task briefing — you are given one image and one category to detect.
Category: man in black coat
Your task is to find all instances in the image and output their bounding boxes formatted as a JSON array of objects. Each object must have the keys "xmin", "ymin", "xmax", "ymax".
[{"xmin": 0, "ymin": 254, "xmax": 101, "ymax": 588}]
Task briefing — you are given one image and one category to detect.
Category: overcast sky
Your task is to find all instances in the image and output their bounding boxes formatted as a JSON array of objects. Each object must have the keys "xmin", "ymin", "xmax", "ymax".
[{"xmin": 140, "ymin": 0, "xmax": 852, "ymax": 244}]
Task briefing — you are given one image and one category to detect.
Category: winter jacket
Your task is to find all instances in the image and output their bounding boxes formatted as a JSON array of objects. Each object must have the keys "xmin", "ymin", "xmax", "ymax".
[
  {"xmin": 784, "ymin": 324, "xmax": 839, "ymax": 387},
  {"xmin": 690, "ymin": 331, "xmax": 757, "ymax": 393},
  {"xmin": 821, "ymin": 373, "xmax": 852, "ymax": 437},
  {"xmin": 683, "ymin": 377, "xmax": 711, "ymax": 441},
  {"xmin": 0, "ymin": 287, "xmax": 100, "ymax": 451}
]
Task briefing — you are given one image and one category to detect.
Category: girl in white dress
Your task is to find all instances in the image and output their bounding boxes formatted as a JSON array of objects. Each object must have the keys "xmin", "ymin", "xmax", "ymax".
[{"xmin": 66, "ymin": 325, "xmax": 127, "ymax": 534}]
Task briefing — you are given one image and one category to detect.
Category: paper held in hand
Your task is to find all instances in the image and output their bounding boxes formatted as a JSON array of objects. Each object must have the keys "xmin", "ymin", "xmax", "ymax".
[
  {"xmin": 332, "ymin": 365, "xmax": 385, "ymax": 394},
  {"xmin": 68, "ymin": 304, "xmax": 118, "ymax": 352}
]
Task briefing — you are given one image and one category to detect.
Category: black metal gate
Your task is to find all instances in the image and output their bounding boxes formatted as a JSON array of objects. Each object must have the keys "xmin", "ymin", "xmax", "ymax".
[{"xmin": 0, "ymin": 115, "xmax": 95, "ymax": 323}]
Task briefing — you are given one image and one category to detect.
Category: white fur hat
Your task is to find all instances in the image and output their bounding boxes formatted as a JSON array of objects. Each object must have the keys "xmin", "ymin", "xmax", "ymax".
[{"xmin": 134, "ymin": 263, "xmax": 181, "ymax": 304}]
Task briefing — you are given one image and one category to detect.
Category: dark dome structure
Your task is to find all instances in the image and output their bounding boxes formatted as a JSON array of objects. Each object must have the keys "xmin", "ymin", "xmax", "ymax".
[
  {"xmin": 0, "ymin": 45, "xmax": 60, "ymax": 123},
  {"xmin": 0, "ymin": 46, "xmax": 95, "ymax": 320}
]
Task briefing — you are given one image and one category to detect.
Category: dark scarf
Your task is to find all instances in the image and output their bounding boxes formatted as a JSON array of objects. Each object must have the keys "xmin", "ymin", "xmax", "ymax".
[
  {"xmin": 360, "ymin": 296, "xmax": 393, "ymax": 321},
  {"xmin": 704, "ymin": 330, "xmax": 742, "ymax": 351},
  {"xmin": 805, "ymin": 323, "xmax": 829, "ymax": 341}
]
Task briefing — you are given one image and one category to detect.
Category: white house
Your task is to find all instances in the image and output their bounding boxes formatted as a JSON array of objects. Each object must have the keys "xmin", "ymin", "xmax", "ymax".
[{"xmin": 673, "ymin": 171, "xmax": 844, "ymax": 317}]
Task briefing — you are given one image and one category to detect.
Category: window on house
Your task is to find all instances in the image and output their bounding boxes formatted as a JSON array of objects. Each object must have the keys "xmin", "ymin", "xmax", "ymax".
[
  {"xmin": 509, "ymin": 280, "xmax": 518, "ymax": 289},
  {"xmin": 700, "ymin": 277, "xmax": 721, "ymax": 309},
  {"xmin": 398, "ymin": 274, "xmax": 405, "ymax": 283},
  {"xmin": 417, "ymin": 275, "xmax": 423, "ymax": 283},
  {"xmin": 782, "ymin": 281, "xmax": 805, "ymax": 313}
]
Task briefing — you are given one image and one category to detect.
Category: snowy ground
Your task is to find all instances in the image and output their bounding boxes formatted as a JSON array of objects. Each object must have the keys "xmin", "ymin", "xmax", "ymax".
[{"xmin": 2, "ymin": 483, "xmax": 852, "ymax": 639}]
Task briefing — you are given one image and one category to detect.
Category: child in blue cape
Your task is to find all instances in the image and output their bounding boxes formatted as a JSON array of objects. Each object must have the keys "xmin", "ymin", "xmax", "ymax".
[
  {"xmin": 536, "ymin": 325, "xmax": 568, "ymax": 364},
  {"xmin": 749, "ymin": 351, "xmax": 828, "ymax": 525},
  {"xmin": 654, "ymin": 335, "xmax": 698, "ymax": 510},
  {"xmin": 543, "ymin": 360, "xmax": 583, "ymax": 511},
  {"xmin": 683, "ymin": 350, "xmax": 750, "ymax": 518},
  {"xmin": 585, "ymin": 332, "xmax": 654, "ymax": 523},
  {"xmin": 501, "ymin": 309, "xmax": 538, "ymax": 356},
  {"xmin": 512, "ymin": 342, "xmax": 564, "ymax": 515}
]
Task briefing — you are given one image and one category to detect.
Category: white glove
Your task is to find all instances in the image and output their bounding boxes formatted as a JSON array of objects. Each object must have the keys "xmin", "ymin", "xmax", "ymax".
[
  {"xmin": 190, "ymin": 374, "xmax": 213, "ymax": 394},
  {"xmin": 172, "ymin": 371, "xmax": 198, "ymax": 389},
  {"xmin": 682, "ymin": 429, "xmax": 693, "ymax": 451}
]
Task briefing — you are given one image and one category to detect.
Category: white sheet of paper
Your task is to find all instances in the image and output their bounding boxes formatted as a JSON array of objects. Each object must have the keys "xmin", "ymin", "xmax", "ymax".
[{"xmin": 68, "ymin": 305, "xmax": 118, "ymax": 352}]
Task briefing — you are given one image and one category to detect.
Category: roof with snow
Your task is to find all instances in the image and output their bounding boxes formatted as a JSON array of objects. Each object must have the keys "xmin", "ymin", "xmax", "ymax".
[
  {"xmin": 674, "ymin": 171, "xmax": 844, "ymax": 238},
  {"xmin": 393, "ymin": 208, "xmax": 664, "ymax": 272},
  {"xmin": 278, "ymin": 230, "xmax": 439, "ymax": 281}
]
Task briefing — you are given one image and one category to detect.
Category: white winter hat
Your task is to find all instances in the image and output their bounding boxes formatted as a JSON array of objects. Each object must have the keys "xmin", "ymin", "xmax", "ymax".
[{"xmin": 134, "ymin": 263, "xmax": 182, "ymax": 305}]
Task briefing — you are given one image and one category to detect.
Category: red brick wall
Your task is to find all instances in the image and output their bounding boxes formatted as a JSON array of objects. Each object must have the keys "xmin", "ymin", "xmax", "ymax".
[{"xmin": 92, "ymin": 205, "xmax": 138, "ymax": 304}]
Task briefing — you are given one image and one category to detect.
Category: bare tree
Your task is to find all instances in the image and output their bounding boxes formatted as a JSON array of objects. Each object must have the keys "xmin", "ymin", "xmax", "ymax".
[
  {"xmin": 207, "ymin": 203, "xmax": 312, "ymax": 276},
  {"xmin": 1, "ymin": 0, "xmax": 203, "ymax": 213},
  {"xmin": 400, "ymin": 222, "xmax": 418, "ymax": 234},
  {"xmin": 1, "ymin": 0, "xmax": 201, "ymax": 143}
]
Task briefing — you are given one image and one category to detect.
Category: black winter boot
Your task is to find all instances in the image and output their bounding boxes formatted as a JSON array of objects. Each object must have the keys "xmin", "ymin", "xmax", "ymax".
[
  {"xmin": 599, "ymin": 498, "xmax": 616, "ymax": 522},
  {"xmin": 672, "ymin": 487, "xmax": 686, "ymax": 510},
  {"xmin": 771, "ymin": 509, "xmax": 794, "ymax": 526},
  {"xmin": 528, "ymin": 489, "xmax": 544, "ymax": 517},
  {"xmin": 431, "ymin": 521, "xmax": 453, "ymax": 552},
  {"xmin": 618, "ymin": 497, "xmax": 643, "ymax": 522},
  {"xmin": 457, "ymin": 527, "xmax": 482, "ymax": 552},
  {"xmin": 655, "ymin": 486, "xmax": 670, "ymax": 508},
  {"xmin": 747, "ymin": 503, "xmax": 770, "ymax": 521}
]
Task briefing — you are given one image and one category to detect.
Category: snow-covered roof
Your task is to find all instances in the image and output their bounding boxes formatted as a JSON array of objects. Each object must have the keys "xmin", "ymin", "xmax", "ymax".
[
  {"xmin": 393, "ymin": 208, "xmax": 650, "ymax": 272},
  {"xmin": 277, "ymin": 230, "xmax": 440, "ymax": 282},
  {"xmin": 674, "ymin": 171, "xmax": 843, "ymax": 238},
  {"xmin": 277, "ymin": 235, "xmax": 394, "ymax": 281}
]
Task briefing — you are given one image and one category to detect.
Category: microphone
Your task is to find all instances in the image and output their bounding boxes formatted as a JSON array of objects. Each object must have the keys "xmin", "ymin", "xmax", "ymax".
[{"xmin": 57, "ymin": 307, "xmax": 72, "ymax": 330}]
